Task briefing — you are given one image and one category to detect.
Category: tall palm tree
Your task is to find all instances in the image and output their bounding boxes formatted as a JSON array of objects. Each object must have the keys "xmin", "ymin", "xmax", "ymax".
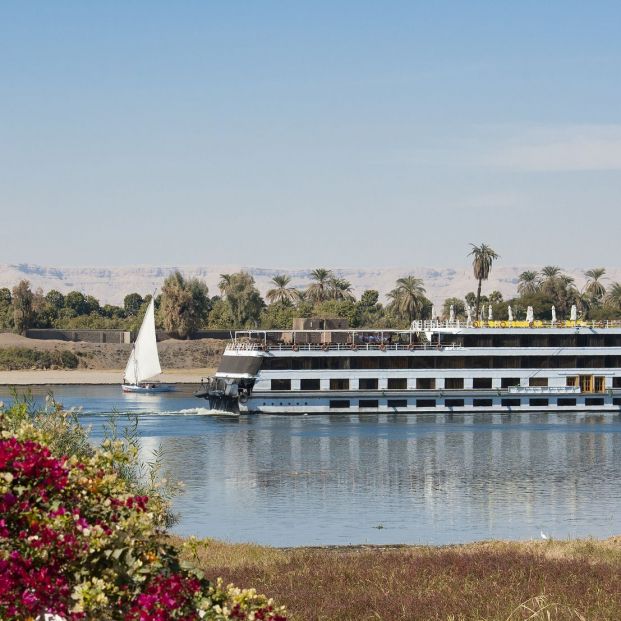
[
  {"xmin": 218, "ymin": 273, "xmax": 232, "ymax": 296},
  {"xmin": 387, "ymin": 276, "xmax": 427, "ymax": 322},
  {"xmin": 517, "ymin": 270, "xmax": 539, "ymax": 296},
  {"xmin": 266, "ymin": 274, "xmax": 299, "ymax": 305},
  {"xmin": 605, "ymin": 282, "xmax": 621, "ymax": 311},
  {"xmin": 306, "ymin": 268, "xmax": 333, "ymax": 303},
  {"xmin": 584, "ymin": 268, "xmax": 607, "ymax": 302},
  {"xmin": 328, "ymin": 277, "xmax": 355, "ymax": 301},
  {"xmin": 468, "ymin": 243, "xmax": 499, "ymax": 318}
]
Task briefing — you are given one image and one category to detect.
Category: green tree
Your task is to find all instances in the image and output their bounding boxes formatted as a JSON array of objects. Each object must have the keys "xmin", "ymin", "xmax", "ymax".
[
  {"xmin": 207, "ymin": 298, "xmax": 235, "ymax": 329},
  {"xmin": 85, "ymin": 295, "xmax": 101, "ymax": 315},
  {"xmin": 488, "ymin": 290, "xmax": 503, "ymax": 305},
  {"xmin": 266, "ymin": 275, "xmax": 299, "ymax": 305},
  {"xmin": 442, "ymin": 297, "xmax": 466, "ymax": 319},
  {"xmin": 605, "ymin": 282, "xmax": 621, "ymax": 312},
  {"xmin": 260, "ymin": 303, "xmax": 297, "ymax": 329},
  {"xmin": 0, "ymin": 288, "xmax": 12, "ymax": 330},
  {"xmin": 124, "ymin": 293, "xmax": 144, "ymax": 316},
  {"xmin": 354, "ymin": 290, "xmax": 384, "ymax": 328},
  {"xmin": 387, "ymin": 276, "xmax": 428, "ymax": 323},
  {"xmin": 517, "ymin": 271, "xmax": 539, "ymax": 296},
  {"xmin": 65, "ymin": 291, "xmax": 89, "ymax": 315},
  {"xmin": 584, "ymin": 268, "xmax": 607, "ymax": 303},
  {"xmin": 222, "ymin": 272, "xmax": 264, "ymax": 327},
  {"xmin": 305, "ymin": 268, "xmax": 333, "ymax": 303},
  {"xmin": 328, "ymin": 277, "xmax": 355, "ymax": 301},
  {"xmin": 159, "ymin": 272, "xmax": 210, "ymax": 338},
  {"xmin": 45, "ymin": 290, "xmax": 65, "ymax": 311},
  {"xmin": 468, "ymin": 243, "xmax": 499, "ymax": 318},
  {"xmin": 12, "ymin": 280, "xmax": 34, "ymax": 335}
]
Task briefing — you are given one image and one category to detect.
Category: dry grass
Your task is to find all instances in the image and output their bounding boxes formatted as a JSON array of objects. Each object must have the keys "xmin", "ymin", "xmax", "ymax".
[{"xmin": 173, "ymin": 537, "xmax": 621, "ymax": 621}]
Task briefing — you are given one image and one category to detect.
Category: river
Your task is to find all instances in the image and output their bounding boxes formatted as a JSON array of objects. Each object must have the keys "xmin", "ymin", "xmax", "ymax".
[{"xmin": 2, "ymin": 385, "xmax": 620, "ymax": 547}]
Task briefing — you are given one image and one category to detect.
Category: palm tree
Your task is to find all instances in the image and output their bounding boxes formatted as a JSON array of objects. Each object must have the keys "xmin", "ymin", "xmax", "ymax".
[
  {"xmin": 605, "ymin": 282, "xmax": 621, "ymax": 311},
  {"xmin": 306, "ymin": 268, "xmax": 333, "ymax": 303},
  {"xmin": 266, "ymin": 274, "xmax": 299, "ymax": 305},
  {"xmin": 517, "ymin": 270, "xmax": 539, "ymax": 296},
  {"xmin": 328, "ymin": 277, "xmax": 355, "ymax": 301},
  {"xmin": 468, "ymin": 243, "xmax": 499, "ymax": 318},
  {"xmin": 584, "ymin": 268, "xmax": 607, "ymax": 302},
  {"xmin": 387, "ymin": 276, "xmax": 427, "ymax": 322},
  {"xmin": 218, "ymin": 273, "xmax": 232, "ymax": 296}
]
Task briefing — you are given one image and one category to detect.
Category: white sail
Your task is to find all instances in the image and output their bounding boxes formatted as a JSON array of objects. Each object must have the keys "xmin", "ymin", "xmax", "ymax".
[{"xmin": 123, "ymin": 298, "xmax": 161, "ymax": 384}]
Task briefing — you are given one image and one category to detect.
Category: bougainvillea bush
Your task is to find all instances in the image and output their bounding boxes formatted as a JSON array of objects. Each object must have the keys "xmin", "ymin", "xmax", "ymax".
[{"xmin": 0, "ymin": 401, "xmax": 286, "ymax": 621}]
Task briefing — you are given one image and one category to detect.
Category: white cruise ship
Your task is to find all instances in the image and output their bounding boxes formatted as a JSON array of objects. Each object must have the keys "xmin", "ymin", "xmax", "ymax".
[{"xmin": 195, "ymin": 320, "xmax": 621, "ymax": 414}]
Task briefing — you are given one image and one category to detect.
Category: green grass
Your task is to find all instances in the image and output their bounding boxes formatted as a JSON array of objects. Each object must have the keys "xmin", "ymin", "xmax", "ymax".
[
  {"xmin": 0, "ymin": 346, "xmax": 79, "ymax": 370},
  {"xmin": 175, "ymin": 537, "xmax": 621, "ymax": 621}
]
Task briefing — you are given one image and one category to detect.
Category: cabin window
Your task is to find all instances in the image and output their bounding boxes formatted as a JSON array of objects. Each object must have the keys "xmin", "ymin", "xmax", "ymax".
[
  {"xmin": 329, "ymin": 400, "xmax": 350, "ymax": 409},
  {"xmin": 496, "ymin": 357, "xmax": 521, "ymax": 369},
  {"xmin": 585, "ymin": 397, "xmax": 604, "ymax": 406},
  {"xmin": 594, "ymin": 376, "xmax": 606, "ymax": 392},
  {"xmin": 473, "ymin": 398, "xmax": 493, "ymax": 407},
  {"xmin": 566, "ymin": 376, "xmax": 579, "ymax": 388},
  {"xmin": 445, "ymin": 378, "xmax": 464, "ymax": 389},
  {"xmin": 613, "ymin": 398, "xmax": 621, "ymax": 406},
  {"xmin": 445, "ymin": 398, "xmax": 464, "ymax": 407},
  {"xmin": 613, "ymin": 378, "xmax": 621, "ymax": 388},
  {"xmin": 300, "ymin": 378, "xmax": 320, "ymax": 391},
  {"xmin": 387, "ymin": 399, "xmax": 407, "ymax": 408},
  {"xmin": 271, "ymin": 379, "xmax": 291, "ymax": 391},
  {"xmin": 529, "ymin": 398, "xmax": 548, "ymax": 407},
  {"xmin": 359, "ymin": 378, "xmax": 378, "ymax": 390},
  {"xmin": 502, "ymin": 398, "xmax": 521, "ymax": 407},
  {"xmin": 330, "ymin": 378, "xmax": 349, "ymax": 390},
  {"xmin": 416, "ymin": 399, "xmax": 436, "ymax": 408},
  {"xmin": 387, "ymin": 378, "xmax": 407, "ymax": 390},
  {"xmin": 359, "ymin": 399, "xmax": 379, "ymax": 408},
  {"xmin": 501, "ymin": 377, "xmax": 520, "ymax": 388},
  {"xmin": 416, "ymin": 378, "xmax": 436, "ymax": 390},
  {"xmin": 558, "ymin": 397, "xmax": 577, "ymax": 406},
  {"xmin": 580, "ymin": 375, "xmax": 593, "ymax": 393},
  {"xmin": 473, "ymin": 378, "xmax": 492, "ymax": 389},
  {"xmin": 529, "ymin": 377, "xmax": 548, "ymax": 387}
]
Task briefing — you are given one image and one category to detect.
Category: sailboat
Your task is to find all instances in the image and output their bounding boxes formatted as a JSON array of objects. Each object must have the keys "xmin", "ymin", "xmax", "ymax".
[{"xmin": 121, "ymin": 298, "xmax": 174, "ymax": 393}]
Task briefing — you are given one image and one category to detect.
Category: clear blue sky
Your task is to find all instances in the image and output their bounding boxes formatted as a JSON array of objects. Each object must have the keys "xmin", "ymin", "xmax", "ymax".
[{"xmin": 1, "ymin": 1, "xmax": 620, "ymax": 268}]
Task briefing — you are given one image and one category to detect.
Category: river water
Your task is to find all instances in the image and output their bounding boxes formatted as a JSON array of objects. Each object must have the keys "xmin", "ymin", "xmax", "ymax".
[{"xmin": 2, "ymin": 385, "xmax": 621, "ymax": 547}]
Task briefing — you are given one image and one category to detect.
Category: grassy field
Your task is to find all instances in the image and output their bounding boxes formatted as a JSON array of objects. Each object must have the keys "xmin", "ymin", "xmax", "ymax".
[{"xmin": 176, "ymin": 537, "xmax": 621, "ymax": 620}]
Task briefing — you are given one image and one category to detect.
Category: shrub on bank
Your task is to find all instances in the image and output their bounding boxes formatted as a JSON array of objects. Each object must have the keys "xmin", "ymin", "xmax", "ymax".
[
  {"xmin": 0, "ymin": 347, "xmax": 79, "ymax": 370},
  {"xmin": 0, "ymin": 401, "xmax": 286, "ymax": 621}
]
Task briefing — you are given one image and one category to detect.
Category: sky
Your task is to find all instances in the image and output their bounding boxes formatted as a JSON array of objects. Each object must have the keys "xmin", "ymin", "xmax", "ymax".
[{"xmin": 1, "ymin": 1, "xmax": 620, "ymax": 269}]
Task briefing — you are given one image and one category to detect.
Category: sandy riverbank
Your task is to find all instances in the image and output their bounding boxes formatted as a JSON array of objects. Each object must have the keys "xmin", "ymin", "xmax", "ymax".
[{"xmin": 0, "ymin": 368, "xmax": 216, "ymax": 385}]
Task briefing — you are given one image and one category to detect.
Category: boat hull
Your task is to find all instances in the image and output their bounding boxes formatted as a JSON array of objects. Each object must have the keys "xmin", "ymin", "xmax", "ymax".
[{"xmin": 121, "ymin": 384, "xmax": 175, "ymax": 393}]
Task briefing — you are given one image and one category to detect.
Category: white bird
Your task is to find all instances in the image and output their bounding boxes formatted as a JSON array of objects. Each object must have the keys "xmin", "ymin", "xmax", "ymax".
[{"xmin": 540, "ymin": 530, "xmax": 549, "ymax": 540}]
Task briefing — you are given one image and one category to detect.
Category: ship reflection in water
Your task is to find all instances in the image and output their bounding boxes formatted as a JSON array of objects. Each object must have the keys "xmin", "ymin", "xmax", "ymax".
[{"xmin": 4, "ymin": 386, "xmax": 620, "ymax": 546}]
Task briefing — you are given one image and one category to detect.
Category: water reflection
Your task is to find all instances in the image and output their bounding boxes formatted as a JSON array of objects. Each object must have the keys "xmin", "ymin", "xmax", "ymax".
[{"xmin": 2, "ymin": 386, "xmax": 621, "ymax": 546}]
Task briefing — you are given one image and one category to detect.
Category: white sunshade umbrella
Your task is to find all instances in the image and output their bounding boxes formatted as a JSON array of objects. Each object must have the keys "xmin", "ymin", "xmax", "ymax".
[
  {"xmin": 480, "ymin": 304, "xmax": 485, "ymax": 321},
  {"xmin": 508, "ymin": 305, "xmax": 513, "ymax": 321},
  {"xmin": 431, "ymin": 305, "xmax": 436, "ymax": 321},
  {"xmin": 449, "ymin": 304, "xmax": 455, "ymax": 323},
  {"xmin": 570, "ymin": 305, "xmax": 577, "ymax": 321},
  {"xmin": 466, "ymin": 306, "xmax": 472, "ymax": 323},
  {"xmin": 488, "ymin": 305, "xmax": 493, "ymax": 320},
  {"xmin": 526, "ymin": 306, "xmax": 534, "ymax": 322},
  {"xmin": 551, "ymin": 306, "xmax": 557, "ymax": 323}
]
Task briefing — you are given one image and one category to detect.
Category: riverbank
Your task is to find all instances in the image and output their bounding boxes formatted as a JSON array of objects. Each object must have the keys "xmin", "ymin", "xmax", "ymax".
[
  {"xmin": 0, "ymin": 332, "xmax": 225, "ymax": 371},
  {"xmin": 0, "ymin": 367, "xmax": 216, "ymax": 385},
  {"xmin": 178, "ymin": 536, "xmax": 621, "ymax": 621}
]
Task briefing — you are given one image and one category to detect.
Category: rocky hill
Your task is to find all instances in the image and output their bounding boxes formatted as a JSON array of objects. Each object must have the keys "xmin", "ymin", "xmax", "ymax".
[{"xmin": 1, "ymin": 263, "xmax": 619, "ymax": 307}]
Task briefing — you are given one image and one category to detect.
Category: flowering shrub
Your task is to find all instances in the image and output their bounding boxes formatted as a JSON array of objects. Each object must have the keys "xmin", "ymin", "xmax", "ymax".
[{"xmin": 0, "ymin": 403, "xmax": 286, "ymax": 621}]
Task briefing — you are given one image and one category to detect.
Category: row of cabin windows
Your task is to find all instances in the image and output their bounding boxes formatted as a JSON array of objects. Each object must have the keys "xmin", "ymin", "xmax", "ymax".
[
  {"xmin": 326, "ymin": 397, "xmax": 610, "ymax": 408},
  {"xmin": 443, "ymin": 334, "xmax": 621, "ymax": 348},
  {"xmin": 262, "ymin": 355, "xmax": 621, "ymax": 371},
  {"xmin": 271, "ymin": 375, "xmax": 616, "ymax": 392}
]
